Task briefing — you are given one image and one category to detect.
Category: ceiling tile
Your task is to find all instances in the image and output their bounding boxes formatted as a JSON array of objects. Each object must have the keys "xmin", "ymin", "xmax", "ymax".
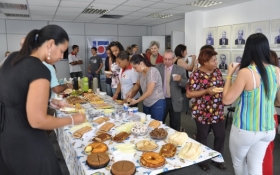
[
  {"xmin": 136, "ymin": 17, "xmax": 158, "ymax": 21},
  {"xmin": 93, "ymin": 18, "xmax": 116, "ymax": 22},
  {"xmin": 137, "ymin": 8, "xmax": 163, "ymax": 13},
  {"xmin": 59, "ymin": 1, "xmax": 91, "ymax": 8},
  {"xmin": 142, "ymin": 0, "xmax": 162, "ymax": 2},
  {"xmin": 171, "ymin": 5, "xmax": 198, "ymax": 11},
  {"xmin": 0, "ymin": 0, "xmax": 27, "ymax": 3},
  {"xmin": 53, "ymin": 19, "xmax": 73, "ymax": 22},
  {"xmin": 89, "ymin": 2, "xmax": 118, "ymax": 10},
  {"xmin": 0, "ymin": 9, "xmax": 29, "ymax": 14},
  {"xmin": 159, "ymin": 9, "xmax": 186, "ymax": 15},
  {"xmin": 113, "ymin": 5, "xmax": 142, "ymax": 12},
  {"xmin": 93, "ymin": 0, "xmax": 127, "ymax": 5},
  {"xmin": 27, "ymin": 0, "xmax": 59, "ymax": 7},
  {"xmin": 61, "ymin": 0, "xmax": 93, "ymax": 1},
  {"xmin": 57, "ymin": 7, "xmax": 84, "ymax": 13},
  {"xmin": 75, "ymin": 13, "xmax": 101, "ymax": 19},
  {"xmin": 7, "ymin": 17, "xmax": 31, "ymax": 20},
  {"xmin": 148, "ymin": 2, "xmax": 180, "ymax": 9},
  {"xmin": 106, "ymin": 10, "xmax": 131, "ymax": 15},
  {"xmin": 73, "ymin": 18, "xmax": 93, "ymax": 22},
  {"xmin": 129, "ymin": 11, "xmax": 150, "ymax": 17},
  {"xmin": 55, "ymin": 12, "xmax": 79, "ymax": 17},
  {"xmin": 29, "ymin": 5, "xmax": 57, "ymax": 12},
  {"xmin": 122, "ymin": 0, "xmax": 156, "ymax": 7},
  {"xmin": 161, "ymin": 0, "xmax": 194, "ymax": 5},
  {"xmin": 0, "ymin": 13, "xmax": 7, "ymax": 18},
  {"xmin": 30, "ymin": 11, "xmax": 55, "ymax": 15}
]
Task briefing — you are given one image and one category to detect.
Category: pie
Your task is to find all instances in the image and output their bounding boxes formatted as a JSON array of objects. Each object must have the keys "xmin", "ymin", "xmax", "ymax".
[
  {"xmin": 150, "ymin": 128, "xmax": 168, "ymax": 140},
  {"xmin": 159, "ymin": 143, "xmax": 177, "ymax": 158},
  {"xmin": 111, "ymin": 160, "xmax": 135, "ymax": 175},
  {"xmin": 148, "ymin": 120, "xmax": 161, "ymax": 129},
  {"xmin": 140, "ymin": 152, "xmax": 165, "ymax": 168},
  {"xmin": 136, "ymin": 140, "xmax": 158, "ymax": 151},
  {"xmin": 86, "ymin": 153, "xmax": 110, "ymax": 168},
  {"xmin": 84, "ymin": 142, "xmax": 108, "ymax": 154},
  {"xmin": 112, "ymin": 132, "xmax": 130, "ymax": 142}
]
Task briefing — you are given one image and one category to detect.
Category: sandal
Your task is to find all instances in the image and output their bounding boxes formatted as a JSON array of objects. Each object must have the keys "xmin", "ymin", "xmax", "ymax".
[
  {"xmin": 198, "ymin": 163, "xmax": 210, "ymax": 172},
  {"xmin": 211, "ymin": 161, "xmax": 227, "ymax": 171}
]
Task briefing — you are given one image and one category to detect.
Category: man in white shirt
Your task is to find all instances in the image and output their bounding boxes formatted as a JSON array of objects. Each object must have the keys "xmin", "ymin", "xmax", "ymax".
[{"xmin": 68, "ymin": 45, "xmax": 83, "ymax": 78}]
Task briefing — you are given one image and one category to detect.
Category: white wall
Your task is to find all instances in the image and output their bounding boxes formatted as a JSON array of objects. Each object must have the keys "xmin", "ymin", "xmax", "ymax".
[
  {"xmin": 0, "ymin": 20, "xmax": 150, "ymax": 79},
  {"xmin": 152, "ymin": 19, "xmax": 185, "ymax": 36},
  {"xmin": 185, "ymin": 0, "xmax": 280, "ymax": 55}
]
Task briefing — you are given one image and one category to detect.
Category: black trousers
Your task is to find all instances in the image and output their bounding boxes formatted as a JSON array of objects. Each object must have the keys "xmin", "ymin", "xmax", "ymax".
[
  {"xmin": 195, "ymin": 119, "xmax": 226, "ymax": 155},
  {"xmin": 70, "ymin": 71, "xmax": 83, "ymax": 79},
  {"xmin": 163, "ymin": 98, "xmax": 181, "ymax": 131}
]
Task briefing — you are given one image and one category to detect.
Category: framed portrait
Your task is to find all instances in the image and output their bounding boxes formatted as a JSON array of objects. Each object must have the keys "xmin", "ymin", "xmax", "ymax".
[
  {"xmin": 250, "ymin": 20, "xmax": 270, "ymax": 42},
  {"xmin": 231, "ymin": 51, "xmax": 244, "ymax": 64},
  {"xmin": 217, "ymin": 50, "xmax": 230, "ymax": 74},
  {"xmin": 271, "ymin": 19, "xmax": 280, "ymax": 47},
  {"xmin": 232, "ymin": 23, "xmax": 249, "ymax": 48},
  {"xmin": 204, "ymin": 27, "xmax": 216, "ymax": 47},
  {"xmin": 216, "ymin": 25, "xmax": 231, "ymax": 49}
]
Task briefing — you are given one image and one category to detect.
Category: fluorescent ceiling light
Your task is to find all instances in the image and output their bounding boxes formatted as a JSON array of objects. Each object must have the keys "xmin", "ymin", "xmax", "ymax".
[
  {"xmin": 82, "ymin": 7, "xmax": 109, "ymax": 14},
  {"xmin": 188, "ymin": 0, "xmax": 222, "ymax": 7},
  {"xmin": 5, "ymin": 13, "xmax": 29, "ymax": 18},
  {"xmin": 147, "ymin": 13, "xmax": 173, "ymax": 19},
  {"xmin": 0, "ymin": 3, "xmax": 27, "ymax": 10}
]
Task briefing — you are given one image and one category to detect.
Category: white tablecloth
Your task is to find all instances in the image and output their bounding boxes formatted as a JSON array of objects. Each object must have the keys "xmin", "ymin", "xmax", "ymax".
[{"xmin": 55, "ymin": 115, "xmax": 223, "ymax": 175}]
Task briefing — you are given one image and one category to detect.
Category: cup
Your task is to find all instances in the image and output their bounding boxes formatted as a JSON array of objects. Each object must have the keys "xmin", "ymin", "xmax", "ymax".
[
  {"xmin": 140, "ymin": 114, "xmax": 146, "ymax": 123},
  {"xmin": 122, "ymin": 112, "xmax": 126, "ymax": 119},
  {"xmin": 132, "ymin": 107, "xmax": 138, "ymax": 113},
  {"xmin": 115, "ymin": 114, "xmax": 119, "ymax": 120},
  {"xmin": 96, "ymin": 88, "xmax": 100, "ymax": 93},
  {"xmin": 146, "ymin": 114, "xmax": 151, "ymax": 121},
  {"xmin": 172, "ymin": 74, "xmax": 177, "ymax": 80},
  {"xmin": 232, "ymin": 62, "xmax": 240, "ymax": 74},
  {"xmin": 128, "ymin": 108, "xmax": 133, "ymax": 116},
  {"xmin": 123, "ymin": 103, "xmax": 129, "ymax": 111}
]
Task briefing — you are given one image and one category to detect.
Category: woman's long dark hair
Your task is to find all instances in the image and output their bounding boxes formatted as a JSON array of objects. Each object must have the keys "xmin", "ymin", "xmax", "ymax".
[
  {"xmin": 130, "ymin": 54, "xmax": 152, "ymax": 67},
  {"xmin": 240, "ymin": 33, "xmax": 271, "ymax": 97},
  {"xmin": 108, "ymin": 41, "xmax": 124, "ymax": 63},
  {"xmin": 13, "ymin": 25, "xmax": 69, "ymax": 65}
]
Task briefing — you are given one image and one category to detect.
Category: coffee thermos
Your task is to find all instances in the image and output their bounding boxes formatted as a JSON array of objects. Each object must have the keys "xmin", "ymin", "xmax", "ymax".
[
  {"xmin": 73, "ymin": 77, "xmax": 79, "ymax": 90},
  {"xmin": 92, "ymin": 77, "xmax": 98, "ymax": 93}
]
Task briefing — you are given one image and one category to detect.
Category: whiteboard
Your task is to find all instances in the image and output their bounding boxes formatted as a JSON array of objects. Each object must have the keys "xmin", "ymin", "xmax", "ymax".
[
  {"xmin": 171, "ymin": 31, "xmax": 185, "ymax": 51},
  {"xmin": 142, "ymin": 36, "xmax": 165, "ymax": 55}
]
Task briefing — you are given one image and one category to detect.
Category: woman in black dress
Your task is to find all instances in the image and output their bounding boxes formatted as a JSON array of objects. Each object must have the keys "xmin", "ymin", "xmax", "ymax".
[{"xmin": 0, "ymin": 25, "xmax": 86, "ymax": 175}]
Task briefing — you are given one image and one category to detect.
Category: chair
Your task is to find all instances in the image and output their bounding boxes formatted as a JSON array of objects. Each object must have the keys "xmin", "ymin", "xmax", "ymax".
[{"xmin": 225, "ymin": 107, "xmax": 235, "ymax": 128}]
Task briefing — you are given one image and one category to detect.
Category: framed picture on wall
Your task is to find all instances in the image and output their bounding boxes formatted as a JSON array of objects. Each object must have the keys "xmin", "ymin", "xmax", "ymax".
[
  {"xmin": 231, "ymin": 51, "xmax": 243, "ymax": 64},
  {"xmin": 204, "ymin": 27, "xmax": 216, "ymax": 47},
  {"xmin": 232, "ymin": 23, "xmax": 249, "ymax": 48},
  {"xmin": 216, "ymin": 25, "xmax": 231, "ymax": 49},
  {"xmin": 271, "ymin": 19, "xmax": 280, "ymax": 47},
  {"xmin": 250, "ymin": 20, "xmax": 270, "ymax": 42},
  {"xmin": 217, "ymin": 50, "xmax": 230, "ymax": 74}
]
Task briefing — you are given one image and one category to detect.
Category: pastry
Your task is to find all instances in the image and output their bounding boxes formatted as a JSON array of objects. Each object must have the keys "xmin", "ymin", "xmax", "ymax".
[
  {"xmin": 112, "ymin": 132, "xmax": 130, "ymax": 142},
  {"xmin": 84, "ymin": 142, "xmax": 108, "ymax": 154},
  {"xmin": 93, "ymin": 133, "xmax": 112, "ymax": 142},
  {"xmin": 131, "ymin": 122, "xmax": 148, "ymax": 136},
  {"xmin": 93, "ymin": 117, "xmax": 110, "ymax": 125},
  {"xmin": 168, "ymin": 132, "xmax": 189, "ymax": 146},
  {"xmin": 86, "ymin": 153, "xmax": 110, "ymax": 168},
  {"xmin": 66, "ymin": 96, "xmax": 87, "ymax": 104},
  {"xmin": 140, "ymin": 152, "xmax": 165, "ymax": 168},
  {"xmin": 150, "ymin": 128, "xmax": 168, "ymax": 140},
  {"xmin": 115, "ymin": 100, "xmax": 123, "ymax": 104},
  {"xmin": 73, "ymin": 126, "xmax": 92, "ymax": 138},
  {"xmin": 136, "ymin": 140, "xmax": 158, "ymax": 151},
  {"xmin": 99, "ymin": 122, "xmax": 115, "ymax": 132},
  {"xmin": 148, "ymin": 120, "xmax": 161, "ymax": 129},
  {"xmin": 213, "ymin": 87, "xmax": 223, "ymax": 92},
  {"xmin": 111, "ymin": 160, "xmax": 135, "ymax": 175},
  {"xmin": 178, "ymin": 142, "xmax": 202, "ymax": 161},
  {"xmin": 159, "ymin": 143, "xmax": 177, "ymax": 158}
]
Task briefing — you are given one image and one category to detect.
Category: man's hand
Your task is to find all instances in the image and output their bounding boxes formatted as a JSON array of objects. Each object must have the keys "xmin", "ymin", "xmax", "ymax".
[{"xmin": 173, "ymin": 75, "xmax": 181, "ymax": 82}]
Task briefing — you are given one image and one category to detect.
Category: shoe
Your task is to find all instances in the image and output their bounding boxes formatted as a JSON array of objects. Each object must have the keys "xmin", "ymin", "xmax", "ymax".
[
  {"xmin": 198, "ymin": 163, "xmax": 210, "ymax": 172},
  {"xmin": 211, "ymin": 161, "xmax": 227, "ymax": 171}
]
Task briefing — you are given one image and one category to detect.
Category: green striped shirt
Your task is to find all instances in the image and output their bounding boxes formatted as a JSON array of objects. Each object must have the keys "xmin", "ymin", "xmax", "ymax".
[{"xmin": 233, "ymin": 65, "xmax": 277, "ymax": 131}]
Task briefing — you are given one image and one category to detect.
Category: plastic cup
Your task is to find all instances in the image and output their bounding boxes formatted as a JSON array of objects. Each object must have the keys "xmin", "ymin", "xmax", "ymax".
[
  {"xmin": 128, "ymin": 108, "xmax": 133, "ymax": 116},
  {"xmin": 132, "ymin": 107, "xmax": 138, "ymax": 113},
  {"xmin": 172, "ymin": 74, "xmax": 177, "ymax": 80},
  {"xmin": 146, "ymin": 114, "xmax": 151, "ymax": 121},
  {"xmin": 123, "ymin": 103, "xmax": 129, "ymax": 111}
]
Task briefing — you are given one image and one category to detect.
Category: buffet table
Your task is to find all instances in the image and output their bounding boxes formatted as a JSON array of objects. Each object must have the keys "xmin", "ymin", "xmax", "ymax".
[{"xmin": 55, "ymin": 94, "xmax": 224, "ymax": 175}]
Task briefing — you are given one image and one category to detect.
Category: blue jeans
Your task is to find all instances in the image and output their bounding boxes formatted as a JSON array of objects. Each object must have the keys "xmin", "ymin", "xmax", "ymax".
[
  {"xmin": 143, "ymin": 99, "xmax": 166, "ymax": 121},
  {"xmin": 106, "ymin": 83, "xmax": 113, "ymax": 97}
]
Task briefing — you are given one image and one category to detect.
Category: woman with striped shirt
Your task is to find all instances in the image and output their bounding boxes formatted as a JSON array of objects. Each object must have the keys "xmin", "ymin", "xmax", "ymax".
[{"xmin": 223, "ymin": 33, "xmax": 280, "ymax": 175}]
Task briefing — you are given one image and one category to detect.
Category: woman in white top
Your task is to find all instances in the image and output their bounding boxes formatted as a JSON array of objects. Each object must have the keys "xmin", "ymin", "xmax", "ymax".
[{"xmin": 113, "ymin": 51, "xmax": 140, "ymax": 106}]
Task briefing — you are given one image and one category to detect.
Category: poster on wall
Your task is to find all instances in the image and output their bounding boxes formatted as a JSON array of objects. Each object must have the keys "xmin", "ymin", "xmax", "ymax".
[
  {"xmin": 86, "ymin": 37, "xmax": 113, "ymax": 81},
  {"xmin": 250, "ymin": 20, "xmax": 270, "ymax": 42},
  {"xmin": 232, "ymin": 23, "xmax": 249, "ymax": 48},
  {"xmin": 204, "ymin": 27, "xmax": 216, "ymax": 47},
  {"xmin": 217, "ymin": 50, "xmax": 230, "ymax": 74},
  {"xmin": 271, "ymin": 19, "xmax": 280, "ymax": 47},
  {"xmin": 231, "ymin": 51, "xmax": 243, "ymax": 64},
  {"xmin": 216, "ymin": 25, "xmax": 231, "ymax": 49}
]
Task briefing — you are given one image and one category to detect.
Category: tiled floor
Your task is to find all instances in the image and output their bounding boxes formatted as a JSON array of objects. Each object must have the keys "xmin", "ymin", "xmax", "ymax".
[{"xmin": 50, "ymin": 111, "xmax": 280, "ymax": 175}]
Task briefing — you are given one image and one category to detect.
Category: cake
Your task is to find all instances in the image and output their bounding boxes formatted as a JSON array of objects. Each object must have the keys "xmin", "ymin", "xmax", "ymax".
[
  {"xmin": 111, "ymin": 160, "xmax": 135, "ymax": 175},
  {"xmin": 140, "ymin": 152, "xmax": 165, "ymax": 168},
  {"xmin": 84, "ymin": 142, "xmax": 108, "ymax": 154},
  {"xmin": 150, "ymin": 128, "xmax": 168, "ymax": 140},
  {"xmin": 148, "ymin": 120, "xmax": 161, "ymax": 129},
  {"xmin": 93, "ymin": 133, "xmax": 112, "ymax": 142},
  {"xmin": 136, "ymin": 140, "xmax": 158, "ymax": 151},
  {"xmin": 159, "ymin": 143, "xmax": 177, "ymax": 158},
  {"xmin": 93, "ymin": 117, "xmax": 110, "ymax": 125},
  {"xmin": 112, "ymin": 132, "xmax": 130, "ymax": 142},
  {"xmin": 168, "ymin": 132, "xmax": 189, "ymax": 146},
  {"xmin": 178, "ymin": 142, "xmax": 202, "ymax": 161},
  {"xmin": 86, "ymin": 153, "xmax": 110, "ymax": 168},
  {"xmin": 73, "ymin": 126, "xmax": 92, "ymax": 138}
]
